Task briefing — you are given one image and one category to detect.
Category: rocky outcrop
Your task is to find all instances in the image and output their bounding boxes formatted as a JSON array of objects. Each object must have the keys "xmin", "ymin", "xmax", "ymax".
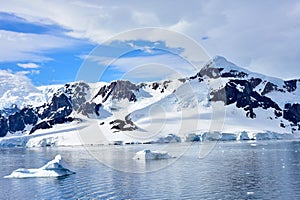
[
  {"xmin": 21, "ymin": 108, "xmax": 38, "ymax": 125},
  {"xmin": 0, "ymin": 116, "xmax": 8, "ymax": 137},
  {"xmin": 0, "ymin": 57, "xmax": 299, "ymax": 138},
  {"xmin": 8, "ymin": 112, "xmax": 25, "ymax": 132},
  {"xmin": 283, "ymin": 103, "xmax": 300, "ymax": 125},
  {"xmin": 110, "ymin": 115, "xmax": 138, "ymax": 132},
  {"xmin": 93, "ymin": 80, "xmax": 139, "ymax": 103},
  {"xmin": 77, "ymin": 102, "xmax": 102, "ymax": 117},
  {"xmin": 64, "ymin": 82, "xmax": 89, "ymax": 111},
  {"xmin": 283, "ymin": 80, "xmax": 299, "ymax": 92},
  {"xmin": 210, "ymin": 79, "xmax": 281, "ymax": 119},
  {"xmin": 221, "ymin": 69, "xmax": 248, "ymax": 78}
]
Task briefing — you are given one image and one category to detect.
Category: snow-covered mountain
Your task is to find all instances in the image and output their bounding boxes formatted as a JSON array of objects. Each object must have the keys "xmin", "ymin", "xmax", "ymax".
[{"xmin": 0, "ymin": 56, "xmax": 299, "ymax": 146}]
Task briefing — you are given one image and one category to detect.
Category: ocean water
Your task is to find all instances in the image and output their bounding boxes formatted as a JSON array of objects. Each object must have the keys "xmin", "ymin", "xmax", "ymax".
[{"xmin": 0, "ymin": 140, "xmax": 299, "ymax": 199}]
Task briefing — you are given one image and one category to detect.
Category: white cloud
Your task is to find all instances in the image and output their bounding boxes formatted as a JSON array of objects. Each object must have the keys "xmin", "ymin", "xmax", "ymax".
[
  {"xmin": 0, "ymin": 30, "xmax": 83, "ymax": 62},
  {"xmin": 17, "ymin": 63, "xmax": 40, "ymax": 69},
  {"xmin": 83, "ymin": 52, "xmax": 197, "ymax": 82},
  {"xmin": 0, "ymin": 70, "xmax": 39, "ymax": 108},
  {"xmin": 1, "ymin": 0, "xmax": 300, "ymax": 79}
]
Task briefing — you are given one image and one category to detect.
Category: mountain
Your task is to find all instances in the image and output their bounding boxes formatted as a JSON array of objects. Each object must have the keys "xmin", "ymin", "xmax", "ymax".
[{"xmin": 0, "ymin": 56, "xmax": 299, "ymax": 146}]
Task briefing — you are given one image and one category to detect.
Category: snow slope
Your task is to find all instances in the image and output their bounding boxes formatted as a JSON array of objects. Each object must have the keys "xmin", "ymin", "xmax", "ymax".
[{"xmin": 1, "ymin": 56, "xmax": 300, "ymax": 147}]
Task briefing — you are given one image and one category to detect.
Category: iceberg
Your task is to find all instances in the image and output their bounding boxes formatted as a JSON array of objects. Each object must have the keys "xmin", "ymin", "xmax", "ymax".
[
  {"xmin": 185, "ymin": 133, "xmax": 201, "ymax": 142},
  {"xmin": 154, "ymin": 134, "xmax": 182, "ymax": 143},
  {"xmin": 133, "ymin": 149, "xmax": 174, "ymax": 160},
  {"xmin": 239, "ymin": 131, "xmax": 251, "ymax": 140},
  {"xmin": 220, "ymin": 133, "xmax": 237, "ymax": 141},
  {"xmin": 4, "ymin": 155, "xmax": 75, "ymax": 178}
]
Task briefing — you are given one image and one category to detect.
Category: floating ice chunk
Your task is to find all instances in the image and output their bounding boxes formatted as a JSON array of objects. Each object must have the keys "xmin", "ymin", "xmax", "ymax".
[
  {"xmin": 255, "ymin": 131, "xmax": 294, "ymax": 140},
  {"xmin": 185, "ymin": 133, "xmax": 201, "ymax": 142},
  {"xmin": 239, "ymin": 131, "xmax": 250, "ymax": 140},
  {"xmin": 133, "ymin": 149, "xmax": 174, "ymax": 160},
  {"xmin": 4, "ymin": 155, "xmax": 75, "ymax": 178},
  {"xmin": 202, "ymin": 132, "xmax": 222, "ymax": 141},
  {"xmin": 220, "ymin": 133, "xmax": 237, "ymax": 141},
  {"xmin": 154, "ymin": 134, "xmax": 181, "ymax": 143}
]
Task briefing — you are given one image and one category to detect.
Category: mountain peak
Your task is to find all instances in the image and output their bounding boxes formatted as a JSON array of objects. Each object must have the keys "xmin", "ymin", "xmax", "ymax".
[
  {"xmin": 210, "ymin": 55, "xmax": 241, "ymax": 71},
  {"xmin": 212, "ymin": 55, "xmax": 227, "ymax": 62}
]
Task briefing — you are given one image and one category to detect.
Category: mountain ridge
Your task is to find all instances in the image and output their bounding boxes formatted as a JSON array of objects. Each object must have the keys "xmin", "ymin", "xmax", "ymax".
[{"xmin": 0, "ymin": 56, "xmax": 299, "ymax": 145}]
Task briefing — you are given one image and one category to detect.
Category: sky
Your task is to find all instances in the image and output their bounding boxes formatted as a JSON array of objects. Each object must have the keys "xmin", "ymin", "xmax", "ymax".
[{"xmin": 0, "ymin": 0, "xmax": 300, "ymax": 86}]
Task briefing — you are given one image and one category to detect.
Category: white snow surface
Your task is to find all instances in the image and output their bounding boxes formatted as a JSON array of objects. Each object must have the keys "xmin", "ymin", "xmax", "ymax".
[
  {"xmin": 1, "ymin": 56, "xmax": 300, "ymax": 147},
  {"xmin": 0, "ymin": 70, "xmax": 46, "ymax": 109},
  {"xmin": 4, "ymin": 155, "xmax": 75, "ymax": 178}
]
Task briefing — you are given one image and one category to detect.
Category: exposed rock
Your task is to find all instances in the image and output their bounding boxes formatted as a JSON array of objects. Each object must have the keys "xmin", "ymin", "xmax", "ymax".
[
  {"xmin": 29, "ymin": 121, "xmax": 52, "ymax": 135},
  {"xmin": 199, "ymin": 66, "xmax": 223, "ymax": 78},
  {"xmin": 0, "ymin": 116, "xmax": 8, "ymax": 137},
  {"xmin": 221, "ymin": 70, "xmax": 248, "ymax": 78},
  {"xmin": 152, "ymin": 82, "xmax": 159, "ymax": 90},
  {"xmin": 0, "ymin": 104, "xmax": 19, "ymax": 117},
  {"xmin": 283, "ymin": 103, "xmax": 300, "ymax": 124},
  {"xmin": 249, "ymin": 78, "xmax": 262, "ymax": 88},
  {"xmin": 21, "ymin": 108, "xmax": 38, "ymax": 125},
  {"xmin": 210, "ymin": 79, "xmax": 281, "ymax": 119},
  {"xmin": 261, "ymin": 82, "xmax": 278, "ymax": 95},
  {"xmin": 110, "ymin": 115, "xmax": 138, "ymax": 131},
  {"xmin": 64, "ymin": 82, "xmax": 89, "ymax": 111},
  {"xmin": 8, "ymin": 112, "xmax": 25, "ymax": 132},
  {"xmin": 93, "ymin": 80, "xmax": 139, "ymax": 103},
  {"xmin": 283, "ymin": 79, "xmax": 298, "ymax": 92}
]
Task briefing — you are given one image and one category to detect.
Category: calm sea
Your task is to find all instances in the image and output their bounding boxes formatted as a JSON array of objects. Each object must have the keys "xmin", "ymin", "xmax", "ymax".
[{"xmin": 0, "ymin": 140, "xmax": 299, "ymax": 199}]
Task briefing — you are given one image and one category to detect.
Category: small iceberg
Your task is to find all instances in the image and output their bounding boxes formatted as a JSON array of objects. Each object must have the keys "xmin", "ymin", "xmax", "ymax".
[
  {"xmin": 133, "ymin": 149, "xmax": 174, "ymax": 160},
  {"xmin": 4, "ymin": 155, "xmax": 75, "ymax": 178}
]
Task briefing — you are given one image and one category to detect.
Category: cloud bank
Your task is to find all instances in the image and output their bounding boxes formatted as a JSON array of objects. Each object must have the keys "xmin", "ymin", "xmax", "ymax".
[{"xmin": 0, "ymin": 0, "xmax": 300, "ymax": 79}]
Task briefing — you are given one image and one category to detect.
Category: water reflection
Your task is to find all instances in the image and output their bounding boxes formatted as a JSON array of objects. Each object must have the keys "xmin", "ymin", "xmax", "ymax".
[{"xmin": 0, "ymin": 140, "xmax": 299, "ymax": 199}]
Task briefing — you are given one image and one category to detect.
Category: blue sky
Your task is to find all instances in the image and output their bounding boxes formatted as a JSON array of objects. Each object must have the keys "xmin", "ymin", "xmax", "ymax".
[
  {"xmin": 0, "ymin": 11, "xmax": 196, "ymax": 85},
  {"xmin": 1, "ymin": 0, "xmax": 300, "ymax": 86},
  {"xmin": 0, "ymin": 12, "xmax": 96, "ymax": 85}
]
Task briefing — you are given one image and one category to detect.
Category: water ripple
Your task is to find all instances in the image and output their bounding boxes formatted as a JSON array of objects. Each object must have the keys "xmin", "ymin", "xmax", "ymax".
[{"xmin": 1, "ymin": 141, "xmax": 300, "ymax": 199}]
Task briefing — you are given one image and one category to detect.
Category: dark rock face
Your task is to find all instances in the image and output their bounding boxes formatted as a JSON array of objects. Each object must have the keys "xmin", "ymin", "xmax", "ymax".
[
  {"xmin": 261, "ymin": 82, "xmax": 278, "ymax": 95},
  {"xmin": 249, "ymin": 78, "xmax": 262, "ymax": 88},
  {"xmin": 283, "ymin": 103, "xmax": 300, "ymax": 124},
  {"xmin": 152, "ymin": 82, "xmax": 159, "ymax": 90},
  {"xmin": 221, "ymin": 70, "xmax": 248, "ymax": 78},
  {"xmin": 93, "ymin": 80, "xmax": 139, "ymax": 103},
  {"xmin": 28, "ymin": 92, "xmax": 73, "ymax": 134},
  {"xmin": 0, "ymin": 104, "xmax": 19, "ymax": 117},
  {"xmin": 0, "ymin": 116, "xmax": 8, "ymax": 137},
  {"xmin": 284, "ymin": 80, "xmax": 298, "ymax": 92},
  {"xmin": 29, "ymin": 121, "xmax": 52, "ymax": 135},
  {"xmin": 64, "ymin": 82, "xmax": 89, "ymax": 111},
  {"xmin": 49, "ymin": 93, "xmax": 72, "ymax": 112},
  {"xmin": 0, "ymin": 88, "xmax": 76, "ymax": 136},
  {"xmin": 77, "ymin": 102, "xmax": 102, "ymax": 117},
  {"xmin": 110, "ymin": 115, "xmax": 138, "ymax": 132},
  {"xmin": 211, "ymin": 79, "xmax": 281, "ymax": 119},
  {"xmin": 199, "ymin": 67, "xmax": 223, "ymax": 78},
  {"xmin": 21, "ymin": 108, "xmax": 38, "ymax": 125},
  {"xmin": 8, "ymin": 112, "xmax": 25, "ymax": 132}
]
